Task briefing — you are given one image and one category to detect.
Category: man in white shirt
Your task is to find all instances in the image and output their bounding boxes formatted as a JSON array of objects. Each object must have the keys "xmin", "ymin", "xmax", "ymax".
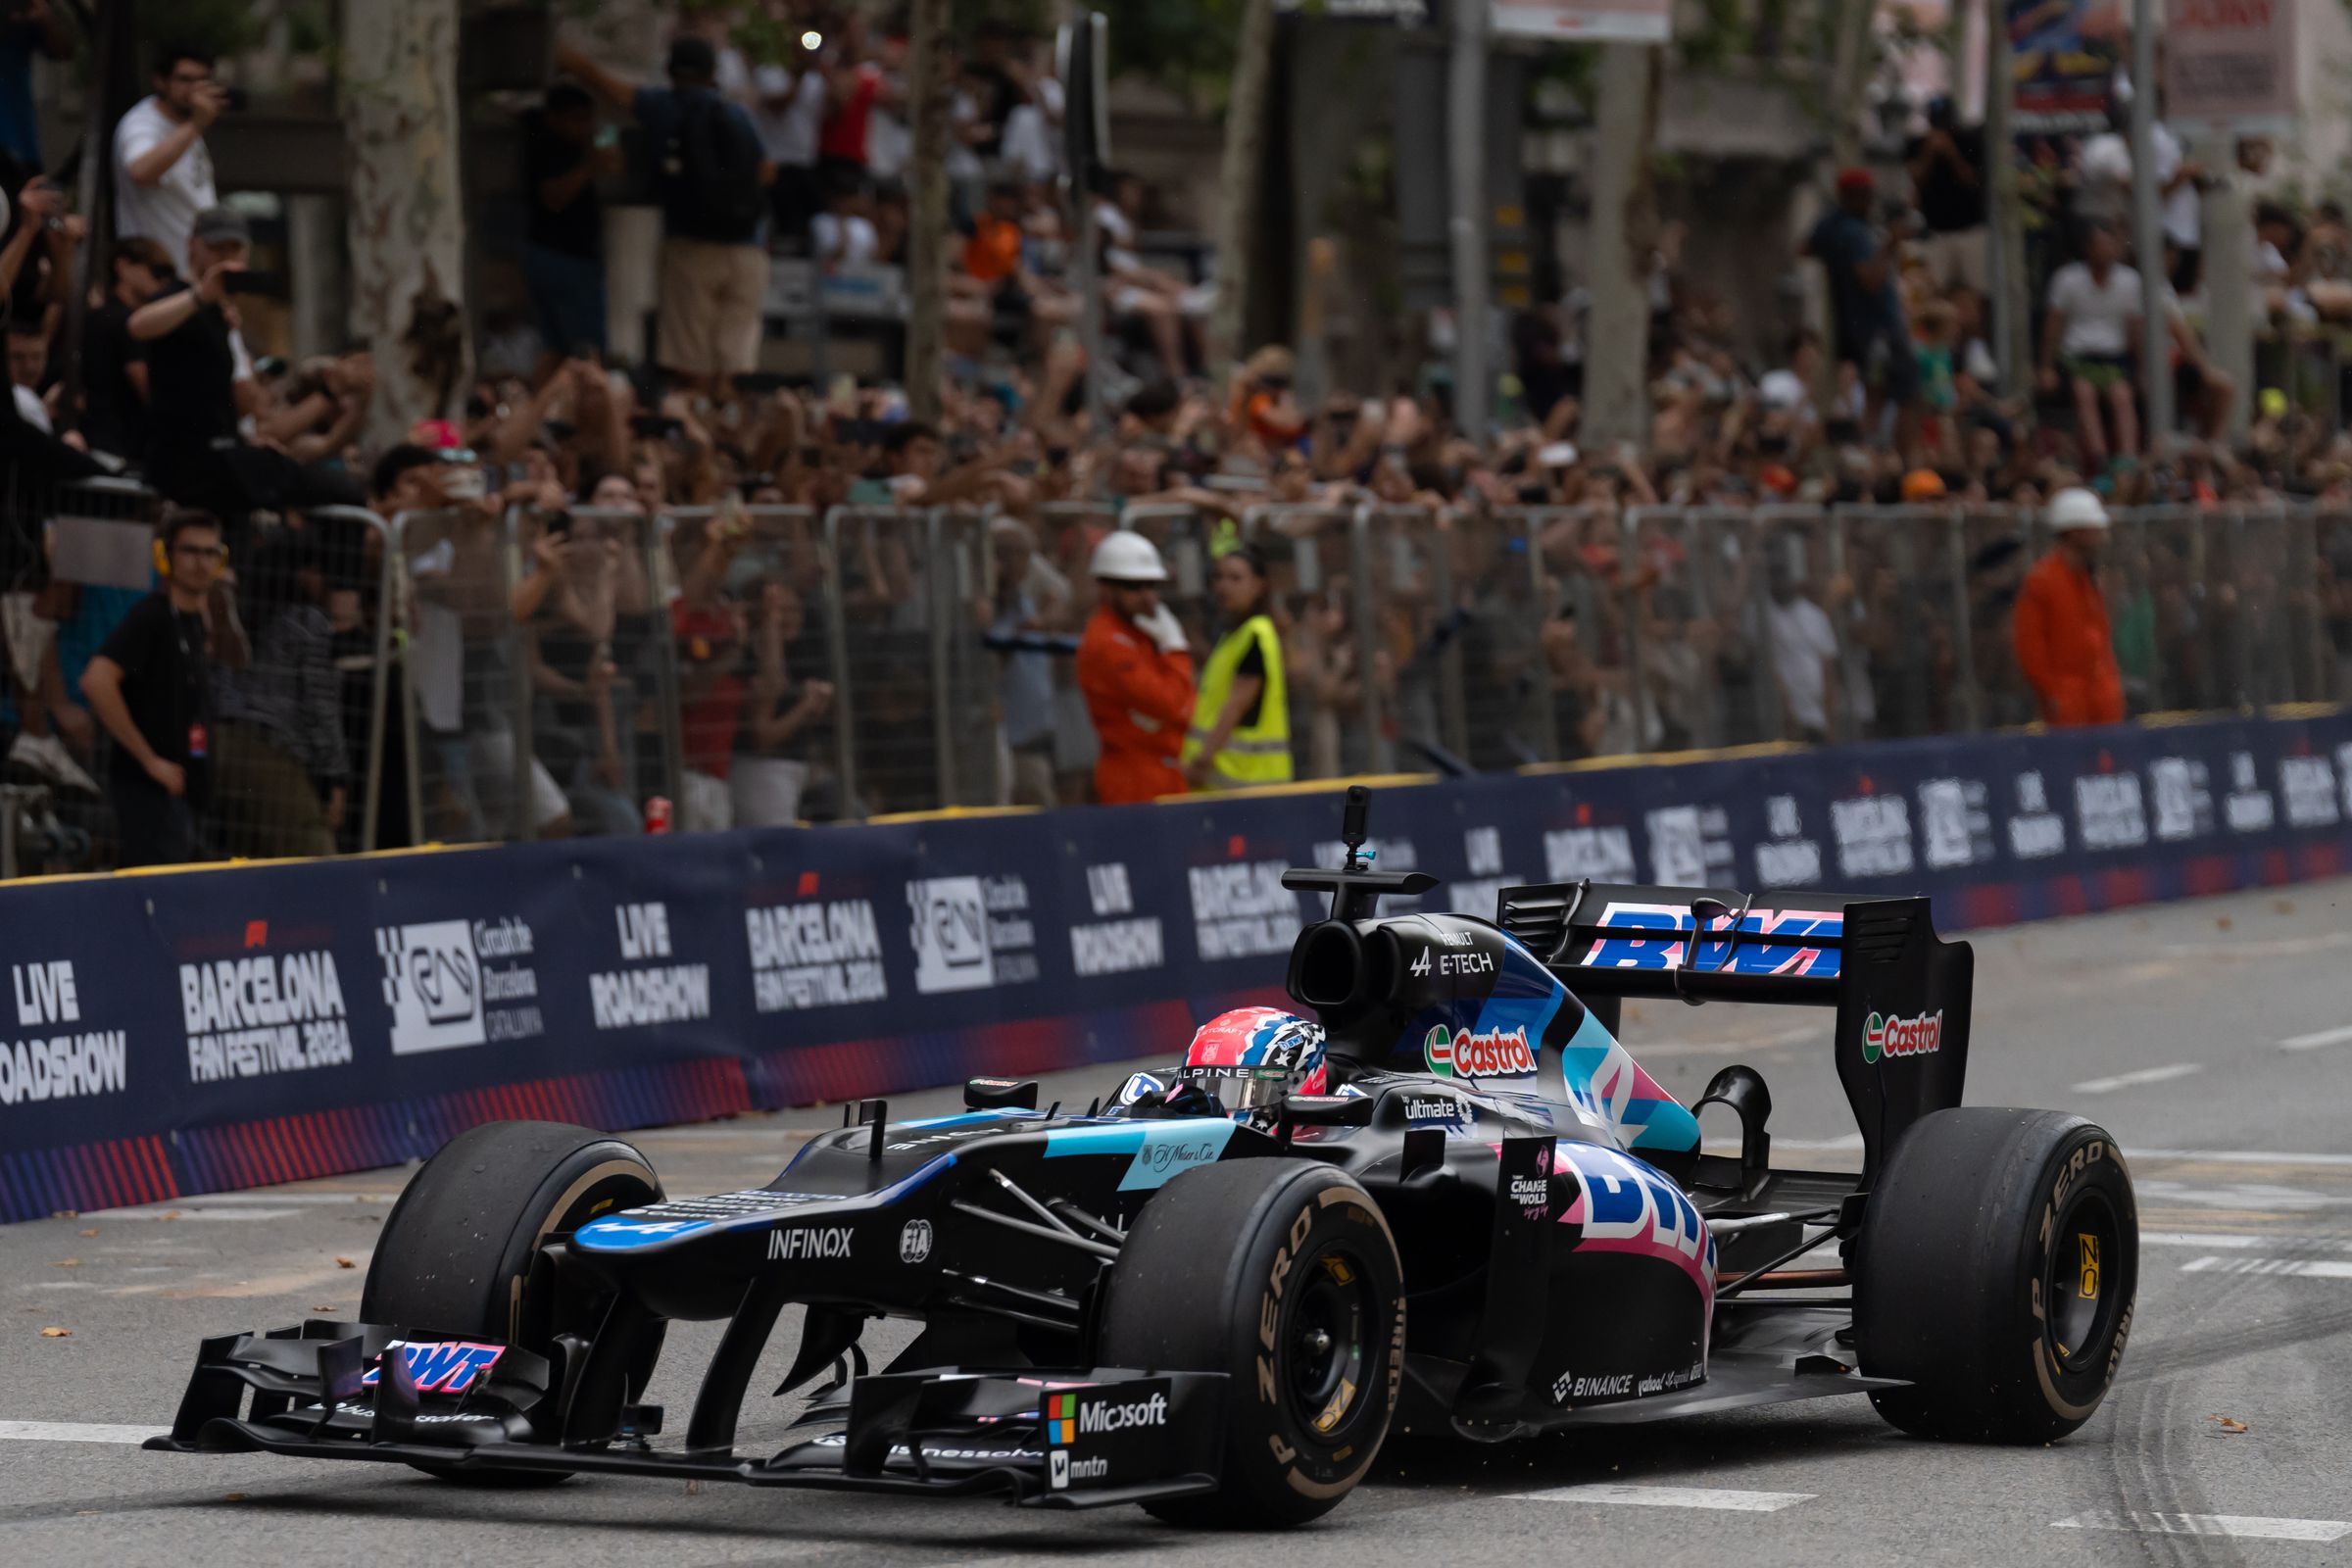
[
  {"xmin": 1763, "ymin": 555, "xmax": 1840, "ymax": 743},
  {"xmin": 749, "ymin": 58, "xmax": 824, "ymax": 247},
  {"xmin": 112, "ymin": 44, "xmax": 222, "ymax": 276},
  {"xmin": 2038, "ymin": 222, "xmax": 2142, "ymax": 468},
  {"xmin": 811, "ymin": 169, "xmax": 878, "ymax": 269}
]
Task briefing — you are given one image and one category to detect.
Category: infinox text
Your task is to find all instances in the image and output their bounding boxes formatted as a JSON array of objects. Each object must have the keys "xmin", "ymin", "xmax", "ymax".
[{"xmin": 767, "ymin": 1226, "xmax": 853, "ymax": 1261}]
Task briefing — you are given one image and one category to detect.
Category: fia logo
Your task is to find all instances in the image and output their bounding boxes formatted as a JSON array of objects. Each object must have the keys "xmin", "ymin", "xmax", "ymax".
[
  {"xmin": 899, "ymin": 1219, "xmax": 934, "ymax": 1264},
  {"xmin": 375, "ymin": 922, "xmax": 485, "ymax": 1054},
  {"xmin": 12, "ymin": 960, "xmax": 77, "ymax": 1027}
]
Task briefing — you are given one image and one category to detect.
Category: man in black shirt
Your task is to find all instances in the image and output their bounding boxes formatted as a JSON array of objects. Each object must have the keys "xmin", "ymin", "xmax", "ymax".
[
  {"xmin": 523, "ymin": 82, "xmax": 617, "ymax": 371},
  {"xmin": 81, "ymin": 510, "xmax": 239, "ymax": 866},
  {"xmin": 83, "ymin": 235, "xmax": 170, "ymax": 463},
  {"xmin": 126, "ymin": 205, "xmax": 365, "ymax": 534},
  {"xmin": 1906, "ymin": 97, "xmax": 1987, "ymax": 293}
]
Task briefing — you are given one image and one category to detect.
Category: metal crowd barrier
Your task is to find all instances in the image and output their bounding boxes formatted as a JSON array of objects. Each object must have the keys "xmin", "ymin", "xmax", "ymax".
[{"xmin": 2, "ymin": 487, "xmax": 2346, "ymax": 868}]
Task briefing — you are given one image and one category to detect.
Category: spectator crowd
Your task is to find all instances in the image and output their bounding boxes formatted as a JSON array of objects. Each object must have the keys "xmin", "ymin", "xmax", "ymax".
[{"xmin": 0, "ymin": 13, "xmax": 2342, "ymax": 873}]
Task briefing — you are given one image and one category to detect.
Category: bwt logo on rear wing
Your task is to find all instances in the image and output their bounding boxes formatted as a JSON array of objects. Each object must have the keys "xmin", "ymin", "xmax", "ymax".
[{"xmin": 1576, "ymin": 902, "xmax": 1845, "ymax": 979}]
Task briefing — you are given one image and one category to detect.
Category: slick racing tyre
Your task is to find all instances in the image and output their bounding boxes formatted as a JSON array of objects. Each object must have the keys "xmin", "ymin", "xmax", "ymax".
[
  {"xmin": 1855, "ymin": 1107, "xmax": 2136, "ymax": 1443},
  {"xmin": 362, "ymin": 1120, "xmax": 664, "ymax": 1484},
  {"xmin": 1101, "ymin": 1159, "xmax": 1403, "ymax": 1528}
]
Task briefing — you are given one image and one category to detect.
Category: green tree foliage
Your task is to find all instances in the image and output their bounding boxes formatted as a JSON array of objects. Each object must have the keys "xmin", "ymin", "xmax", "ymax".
[
  {"xmin": 128, "ymin": 0, "xmax": 269, "ymax": 62},
  {"xmin": 1105, "ymin": 0, "xmax": 1248, "ymax": 104}
]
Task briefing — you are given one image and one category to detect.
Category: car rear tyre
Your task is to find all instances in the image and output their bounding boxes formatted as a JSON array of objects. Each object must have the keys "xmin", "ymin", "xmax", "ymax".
[
  {"xmin": 362, "ymin": 1119, "xmax": 664, "ymax": 1485},
  {"xmin": 1855, "ymin": 1107, "xmax": 2136, "ymax": 1443},
  {"xmin": 1100, "ymin": 1158, "xmax": 1403, "ymax": 1528}
]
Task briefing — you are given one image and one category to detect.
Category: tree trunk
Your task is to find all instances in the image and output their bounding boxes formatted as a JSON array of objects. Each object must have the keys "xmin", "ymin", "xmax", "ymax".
[
  {"xmin": 1207, "ymin": 0, "xmax": 1278, "ymax": 379},
  {"xmin": 1583, "ymin": 42, "xmax": 1658, "ymax": 453},
  {"xmin": 905, "ymin": 0, "xmax": 952, "ymax": 425},
  {"xmin": 1984, "ymin": 0, "xmax": 2027, "ymax": 386},
  {"xmin": 342, "ymin": 0, "xmax": 469, "ymax": 456},
  {"xmin": 1828, "ymin": 0, "xmax": 1873, "ymax": 171}
]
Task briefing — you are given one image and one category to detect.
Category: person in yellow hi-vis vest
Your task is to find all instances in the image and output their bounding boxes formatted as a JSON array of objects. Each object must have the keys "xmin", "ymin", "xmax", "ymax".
[{"xmin": 1182, "ymin": 544, "xmax": 1293, "ymax": 789}]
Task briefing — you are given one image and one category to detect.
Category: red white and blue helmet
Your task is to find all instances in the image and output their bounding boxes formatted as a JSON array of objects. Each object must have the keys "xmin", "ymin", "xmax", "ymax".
[{"xmin": 1178, "ymin": 1006, "xmax": 1329, "ymax": 1109}]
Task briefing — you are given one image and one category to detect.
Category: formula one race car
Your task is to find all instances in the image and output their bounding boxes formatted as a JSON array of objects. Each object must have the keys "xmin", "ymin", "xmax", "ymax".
[{"xmin": 149, "ymin": 788, "xmax": 2138, "ymax": 1528}]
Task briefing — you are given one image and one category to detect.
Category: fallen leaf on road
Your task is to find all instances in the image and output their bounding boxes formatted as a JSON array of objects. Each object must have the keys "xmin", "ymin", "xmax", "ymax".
[
  {"xmin": 2216, "ymin": 915, "xmax": 2233, "ymax": 931},
  {"xmin": 77, "ymin": 1229, "xmax": 97, "ymax": 1238},
  {"xmin": 334, "ymin": 1256, "xmax": 356, "ymax": 1269},
  {"xmin": 38, "ymin": 1326, "xmax": 71, "ymax": 1338},
  {"xmin": 311, "ymin": 1304, "xmax": 339, "ymax": 1313},
  {"xmin": 2210, "ymin": 1414, "xmax": 2249, "ymax": 1434},
  {"xmin": 221, "ymin": 1494, "xmax": 246, "ymax": 1502},
  {"xmin": 50, "ymin": 1209, "xmax": 77, "ymax": 1220},
  {"xmin": 158, "ymin": 1210, "xmax": 179, "ymax": 1221},
  {"xmin": 686, "ymin": 1480, "xmax": 703, "ymax": 1495},
  {"xmin": 49, "ymin": 1258, "xmax": 79, "ymax": 1268}
]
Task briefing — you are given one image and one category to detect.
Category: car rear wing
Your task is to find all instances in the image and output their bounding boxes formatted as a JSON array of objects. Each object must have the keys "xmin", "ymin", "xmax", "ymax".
[{"xmin": 1495, "ymin": 881, "xmax": 1973, "ymax": 1184}]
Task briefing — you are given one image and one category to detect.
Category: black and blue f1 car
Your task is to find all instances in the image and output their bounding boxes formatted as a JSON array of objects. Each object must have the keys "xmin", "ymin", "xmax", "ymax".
[{"xmin": 148, "ymin": 788, "xmax": 2138, "ymax": 1527}]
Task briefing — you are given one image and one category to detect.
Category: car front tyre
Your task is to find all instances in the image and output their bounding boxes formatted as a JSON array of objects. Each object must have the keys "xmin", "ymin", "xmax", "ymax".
[{"xmin": 1100, "ymin": 1159, "xmax": 1404, "ymax": 1528}]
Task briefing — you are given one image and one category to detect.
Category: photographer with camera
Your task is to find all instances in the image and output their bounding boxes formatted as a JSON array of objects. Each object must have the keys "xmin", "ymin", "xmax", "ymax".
[
  {"xmin": 125, "ymin": 206, "xmax": 366, "ymax": 533},
  {"xmin": 112, "ymin": 43, "xmax": 226, "ymax": 277}
]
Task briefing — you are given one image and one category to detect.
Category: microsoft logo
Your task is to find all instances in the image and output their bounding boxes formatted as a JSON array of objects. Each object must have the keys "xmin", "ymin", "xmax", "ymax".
[{"xmin": 1046, "ymin": 1391, "xmax": 1077, "ymax": 1446}]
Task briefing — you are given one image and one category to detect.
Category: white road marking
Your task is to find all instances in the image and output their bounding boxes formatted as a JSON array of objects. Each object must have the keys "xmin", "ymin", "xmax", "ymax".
[
  {"xmin": 2137, "ymin": 1180, "xmax": 2342, "ymax": 1211},
  {"xmin": 155, "ymin": 1193, "xmax": 380, "ymax": 1205},
  {"xmin": 2180, "ymin": 1255, "xmax": 2352, "ymax": 1280},
  {"xmin": 2145, "ymin": 1231, "xmax": 2352, "ymax": 1252},
  {"xmin": 2159, "ymin": 931, "xmax": 2352, "ymax": 959},
  {"xmin": 1517, "ymin": 1484, "xmax": 1815, "ymax": 1512},
  {"xmin": 0, "ymin": 1420, "xmax": 158, "ymax": 1446},
  {"xmin": 2071, "ymin": 1062, "xmax": 2206, "ymax": 1096},
  {"xmin": 75, "ymin": 1206, "xmax": 305, "ymax": 1222},
  {"xmin": 2131, "ymin": 1148, "xmax": 2352, "ymax": 1168},
  {"xmin": 2281, "ymin": 1024, "xmax": 2352, "ymax": 1052},
  {"xmin": 2053, "ymin": 1509, "xmax": 2352, "ymax": 1542}
]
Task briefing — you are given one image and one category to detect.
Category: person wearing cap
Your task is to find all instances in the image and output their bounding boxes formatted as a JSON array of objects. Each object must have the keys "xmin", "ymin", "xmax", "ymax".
[
  {"xmin": 556, "ymin": 36, "xmax": 771, "ymax": 391},
  {"xmin": 2013, "ymin": 487, "xmax": 2124, "ymax": 727},
  {"xmin": 127, "ymin": 204, "xmax": 366, "ymax": 528},
  {"xmin": 1803, "ymin": 169, "xmax": 1915, "ymax": 416},
  {"xmin": 1900, "ymin": 468, "xmax": 1946, "ymax": 505},
  {"xmin": 1076, "ymin": 531, "xmax": 1195, "ymax": 805}
]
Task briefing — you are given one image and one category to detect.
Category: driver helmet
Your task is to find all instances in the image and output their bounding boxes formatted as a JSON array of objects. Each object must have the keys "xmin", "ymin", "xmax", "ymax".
[{"xmin": 1178, "ymin": 1006, "xmax": 1328, "ymax": 1110}]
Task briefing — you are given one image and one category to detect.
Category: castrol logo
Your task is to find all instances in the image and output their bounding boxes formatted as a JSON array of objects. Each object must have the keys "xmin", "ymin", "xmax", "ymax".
[
  {"xmin": 1862, "ymin": 1009, "xmax": 1942, "ymax": 1064},
  {"xmin": 1425, "ymin": 1024, "xmax": 1537, "ymax": 1080}
]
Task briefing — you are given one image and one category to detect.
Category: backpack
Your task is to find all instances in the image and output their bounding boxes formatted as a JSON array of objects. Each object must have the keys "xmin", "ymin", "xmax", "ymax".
[{"xmin": 662, "ymin": 90, "xmax": 764, "ymax": 244}]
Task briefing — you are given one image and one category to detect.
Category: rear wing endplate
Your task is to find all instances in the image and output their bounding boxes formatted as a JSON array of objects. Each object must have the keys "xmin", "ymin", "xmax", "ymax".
[{"xmin": 1496, "ymin": 880, "xmax": 1974, "ymax": 1183}]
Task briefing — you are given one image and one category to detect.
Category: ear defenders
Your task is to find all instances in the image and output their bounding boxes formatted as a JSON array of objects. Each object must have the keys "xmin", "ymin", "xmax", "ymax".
[{"xmin": 152, "ymin": 536, "xmax": 227, "ymax": 579}]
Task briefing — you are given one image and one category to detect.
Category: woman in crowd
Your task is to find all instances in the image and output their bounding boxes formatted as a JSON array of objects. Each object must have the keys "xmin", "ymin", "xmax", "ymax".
[
  {"xmin": 734, "ymin": 575, "xmax": 835, "ymax": 825},
  {"xmin": 1183, "ymin": 542, "xmax": 1292, "ymax": 790}
]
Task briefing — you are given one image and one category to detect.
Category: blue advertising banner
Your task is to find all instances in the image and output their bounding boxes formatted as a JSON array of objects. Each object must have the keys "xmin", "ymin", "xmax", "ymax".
[{"xmin": 2, "ymin": 709, "xmax": 2348, "ymax": 1222}]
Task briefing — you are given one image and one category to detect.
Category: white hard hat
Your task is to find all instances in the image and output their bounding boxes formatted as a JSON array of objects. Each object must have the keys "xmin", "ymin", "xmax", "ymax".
[
  {"xmin": 2045, "ymin": 486, "xmax": 2110, "ymax": 532},
  {"xmin": 1091, "ymin": 529, "xmax": 1169, "ymax": 583}
]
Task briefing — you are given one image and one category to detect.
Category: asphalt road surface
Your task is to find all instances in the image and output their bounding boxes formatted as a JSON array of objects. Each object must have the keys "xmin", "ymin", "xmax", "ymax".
[{"xmin": 6, "ymin": 878, "xmax": 2352, "ymax": 1566}]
